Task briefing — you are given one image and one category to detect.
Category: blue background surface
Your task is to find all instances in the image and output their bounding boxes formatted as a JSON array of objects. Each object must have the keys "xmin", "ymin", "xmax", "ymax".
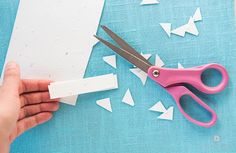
[{"xmin": 1, "ymin": 0, "xmax": 236, "ymax": 152}]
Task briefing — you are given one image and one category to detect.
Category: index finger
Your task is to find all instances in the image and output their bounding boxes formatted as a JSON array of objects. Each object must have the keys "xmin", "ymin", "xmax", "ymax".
[{"xmin": 19, "ymin": 80, "xmax": 52, "ymax": 94}]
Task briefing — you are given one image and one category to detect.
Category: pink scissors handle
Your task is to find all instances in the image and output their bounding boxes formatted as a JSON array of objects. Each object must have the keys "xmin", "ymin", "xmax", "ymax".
[
  {"xmin": 166, "ymin": 86, "xmax": 217, "ymax": 128},
  {"xmin": 148, "ymin": 63, "xmax": 229, "ymax": 94}
]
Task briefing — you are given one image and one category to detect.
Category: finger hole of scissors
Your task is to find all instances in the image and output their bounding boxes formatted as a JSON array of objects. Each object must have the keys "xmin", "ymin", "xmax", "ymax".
[
  {"xmin": 201, "ymin": 68, "xmax": 223, "ymax": 88},
  {"xmin": 180, "ymin": 95, "xmax": 213, "ymax": 123}
]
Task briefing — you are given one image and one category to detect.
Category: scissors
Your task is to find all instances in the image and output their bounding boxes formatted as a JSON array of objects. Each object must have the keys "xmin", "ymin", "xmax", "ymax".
[{"xmin": 95, "ymin": 26, "xmax": 229, "ymax": 128}]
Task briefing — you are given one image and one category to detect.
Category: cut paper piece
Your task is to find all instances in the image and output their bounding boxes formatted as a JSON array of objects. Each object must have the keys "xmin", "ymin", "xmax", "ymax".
[
  {"xmin": 160, "ymin": 23, "xmax": 172, "ymax": 37},
  {"xmin": 1, "ymin": 0, "xmax": 105, "ymax": 105},
  {"xmin": 193, "ymin": 7, "xmax": 202, "ymax": 22},
  {"xmin": 122, "ymin": 89, "xmax": 135, "ymax": 106},
  {"xmin": 149, "ymin": 101, "xmax": 166, "ymax": 112},
  {"xmin": 141, "ymin": 53, "xmax": 152, "ymax": 60},
  {"xmin": 60, "ymin": 96, "xmax": 78, "ymax": 106},
  {"xmin": 171, "ymin": 24, "xmax": 188, "ymax": 37},
  {"xmin": 134, "ymin": 53, "xmax": 152, "ymax": 68},
  {"xmin": 158, "ymin": 106, "xmax": 174, "ymax": 121},
  {"xmin": 178, "ymin": 63, "xmax": 184, "ymax": 69},
  {"xmin": 103, "ymin": 55, "xmax": 117, "ymax": 69},
  {"xmin": 185, "ymin": 17, "xmax": 199, "ymax": 36},
  {"xmin": 49, "ymin": 74, "xmax": 118, "ymax": 99},
  {"xmin": 155, "ymin": 54, "xmax": 165, "ymax": 67},
  {"xmin": 140, "ymin": 0, "xmax": 159, "ymax": 5},
  {"xmin": 130, "ymin": 68, "xmax": 148, "ymax": 85},
  {"xmin": 96, "ymin": 98, "xmax": 112, "ymax": 112}
]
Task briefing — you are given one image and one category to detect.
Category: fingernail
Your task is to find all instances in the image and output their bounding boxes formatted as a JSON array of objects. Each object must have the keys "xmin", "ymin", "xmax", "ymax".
[{"xmin": 6, "ymin": 61, "xmax": 18, "ymax": 69}]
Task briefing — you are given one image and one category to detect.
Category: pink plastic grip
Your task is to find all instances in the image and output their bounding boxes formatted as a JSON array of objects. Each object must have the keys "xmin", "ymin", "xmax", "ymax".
[
  {"xmin": 166, "ymin": 86, "xmax": 217, "ymax": 128},
  {"xmin": 148, "ymin": 63, "xmax": 229, "ymax": 94}
]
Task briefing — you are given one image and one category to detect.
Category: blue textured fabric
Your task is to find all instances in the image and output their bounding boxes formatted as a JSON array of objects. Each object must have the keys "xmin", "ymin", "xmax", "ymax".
[{"xmin": 1, "ymin": 0, "xmax": 236, "ymax": 152}]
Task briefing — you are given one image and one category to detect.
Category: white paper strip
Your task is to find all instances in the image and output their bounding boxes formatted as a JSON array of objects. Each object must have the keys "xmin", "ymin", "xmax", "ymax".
[
  {"xmin": 49, "ymin": 74, "xmax": 118, "ymax": 99},
  {"xmin": 60, "ymin": 96, "xmax": 78, "ymax": 106},
  {"xmin": 140, "ymin": 0, "xmax": 159, "ymax": 5},
  {"xmin": 96, "ymin": 98, "xmax": 112, "ymax": 112}
]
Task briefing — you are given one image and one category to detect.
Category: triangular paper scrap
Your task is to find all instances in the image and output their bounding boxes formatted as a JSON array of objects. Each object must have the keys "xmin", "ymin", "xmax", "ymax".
[
  {"xmin": 149, "ymin": 101, "xmax": 166, "ymax": 112},
  {"xmin": 96, "ymin": 98, "xmax": 112, "ymax": 112},
  {"xmin": 155, "ymin": 54, "xmax": 165, "ymax": 67},
  {"xmin": 141, "ymin": 52, "xmax": 152, "ymax": 60},
  {"xmin": 103, "ymin": 55, "xmax": 117, "ymax": 69},
  {"xmin": 130, "ymin": 68, "xmax": 148, "ymax": 85},
  {"xmin": 158, "ymin": 106, "xmax": 174, "ymax": 120},
  {"xmin": 160, "ymin": 23, "xmax": 171, "ymax": 37},
  {"xmin": 133, "ymin": 53, "xmax": 152, "ymax": 68},
  {"xmin": 171, "ymin": 24, "xmax": 188, "ymax": 37},
  {"xmin": 185, "ymin": 17, "xmax": 199, "ymax": 36},
  {"xmin": 122, "ymin": 89, "xmax": 135, "ymax": 106},
  {"xmin": 193, "ymin": 7, "xmax": 202, "ymax": 22},
  {"xmin": 140, "ymin": 0, "xmax": 159, "ymax": 5},
  {"xmin": 178, "ymin": 63, "xmax": 184, "ymax": 69}
]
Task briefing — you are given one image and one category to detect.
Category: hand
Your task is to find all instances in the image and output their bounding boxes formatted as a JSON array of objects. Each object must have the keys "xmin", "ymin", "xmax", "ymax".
[{"xmin": 0, "ymin": 62, "xmax": 60, "ymax": 153}]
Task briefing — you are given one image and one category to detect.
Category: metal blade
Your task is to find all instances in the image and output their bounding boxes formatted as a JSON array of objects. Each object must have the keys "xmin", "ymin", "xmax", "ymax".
[
  {"xmin": 101, "ymin": 25, "xmax": 152, "ymax": 66},
  {"xmin": 94, "ymin": 35, "xmax": 151, "ymax": 73}
]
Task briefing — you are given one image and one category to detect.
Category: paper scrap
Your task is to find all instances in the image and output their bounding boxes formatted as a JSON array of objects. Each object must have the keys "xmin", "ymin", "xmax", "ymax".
[
  {"xmin": 193, "ymin": 7, "xmax": 202, "ymax": 22},
  {"xmin": 130, "ymin": 68, "xmax": 148, "ymax": 85},
  {"xmin": 178, "ymin": 63, "xmax": 184, "ymax": 69},
  {"xmin": 155, "ymin": 54, "xmax": 165, "ymax": 67},
  {"xmin": 140, "ymin": 0, "xmax": 159, "ymax": 5},
  {"xmin": 158, "ymin": 106, "xmax": 174, "ymax": 120},
  {"xmin": 122, "ymin": 89, "xmax": 135, "ymax": 106},
  {"xmin": 141, "ymin": 53, "xmax": 152, "ymax": 60},
  {"xmin": 49, "ymin": 74, "xmax": 118, "ymax": 99},
  {"xmin": 149, "ymin": 101, "xmax": 166, "ymax": 112},
  {"xmin": 171, "ymin": 24, "xmax": 188, "ymax": 37},
  {"xmin": 160, "ymin": 23, "xmax": 172, "ymax": 37},
  {"xmin": 103, "ymin": 55, "xmax": 117, "ymax": 69},
  {"xmin": 60, "ymin": 96, "xmax": 78, "ymax": 106},
  {"xmin": 1, "ymin": 0, "xmax": 105, "ymax": 105},
  {"xmin": 96, "ymin": 98, "xmax": 112, "ymax": 112},
  {"xmin": 134, "ymin": 53, "xmax": 152, "ymax": 68},
  {"xmin": 185, "ymin": 17, "xmax": 199, "ymax": 36}
]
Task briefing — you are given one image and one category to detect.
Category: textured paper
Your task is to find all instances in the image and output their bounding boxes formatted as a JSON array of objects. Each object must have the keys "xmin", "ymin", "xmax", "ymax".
[
  {"xmin": 96, "ymin": 98, "xmax": 112, "ymax": 112},
  {"xmin": 1, "ymin": 0, "xmax": 105, "ymax": 104},
  {"xmin": 122, "ymin": 89, "xmax": 135, "ymax": 106},
  {"xmin": 49, "ymin": 74, "xmax": 118, "ymax": 99}
]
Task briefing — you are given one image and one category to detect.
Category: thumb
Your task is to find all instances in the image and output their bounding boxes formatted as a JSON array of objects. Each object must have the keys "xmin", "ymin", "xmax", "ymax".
[{"xmin": 2, "ymin": 61, "xmax": 20, "ymax": 94}]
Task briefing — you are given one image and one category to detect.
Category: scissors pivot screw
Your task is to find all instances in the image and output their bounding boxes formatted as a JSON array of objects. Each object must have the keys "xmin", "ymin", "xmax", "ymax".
[{"xmin": 152, "ymin": 70, "xmax": 160, "ymax": 78}]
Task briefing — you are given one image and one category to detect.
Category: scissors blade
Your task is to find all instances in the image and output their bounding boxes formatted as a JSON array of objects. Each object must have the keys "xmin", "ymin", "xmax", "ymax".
[
  {"xmin": 101, "ymin": 26, "xmax": 152, "ymax": 66},
  {"xmin": 94, "ymin": 35, "xmax": 151, "ymax": 73}
]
